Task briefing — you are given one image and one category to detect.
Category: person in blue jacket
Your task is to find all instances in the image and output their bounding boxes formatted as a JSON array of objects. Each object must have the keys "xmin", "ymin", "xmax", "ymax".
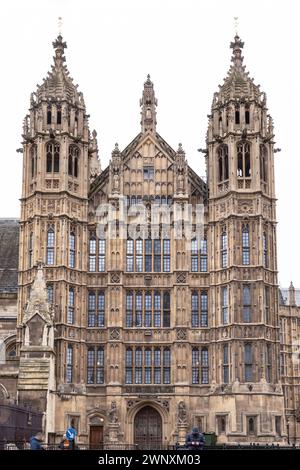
[
  {"xmin": 185, "ymin": 426, "xmax": 205, "ymax": 450},
  {"xmin": 29, "ymin": 432, "xmax": 44, "ymax": 450}
]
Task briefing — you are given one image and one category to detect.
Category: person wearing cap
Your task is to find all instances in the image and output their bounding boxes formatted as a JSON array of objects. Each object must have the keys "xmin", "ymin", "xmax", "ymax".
[{"xmin": 185, "ymin": 426, "xmax": 205, "ymax": 450}]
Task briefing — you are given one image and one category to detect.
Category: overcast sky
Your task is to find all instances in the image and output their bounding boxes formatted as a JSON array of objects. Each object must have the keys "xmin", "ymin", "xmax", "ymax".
[{"xmin": 0, "ymin": 0, "xmax": 299, "ymax": 288}]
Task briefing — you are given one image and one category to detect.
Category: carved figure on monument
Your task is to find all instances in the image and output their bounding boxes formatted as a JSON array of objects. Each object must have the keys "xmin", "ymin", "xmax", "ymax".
[
  {"xmin": 107, "ymin": 401, "xmax": 118, "ymax": 423},
  {"xmin": 177, "ymin": 401, "xmax": 187, "ymax": 424}
]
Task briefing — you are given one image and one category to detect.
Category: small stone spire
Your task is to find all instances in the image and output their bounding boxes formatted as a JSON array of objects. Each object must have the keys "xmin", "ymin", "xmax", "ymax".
[
  {"xmin": 289, "ymin": 281, "xmax": 296, "ymax": 306},
  {"xmin": 52, "ymin": 34, "xmax": 67, "ymax": 69},
  {"xmin": 89, "ymin": 130, "xmax": 101, "ymax": 182},
  {"xmin": 230, "ymin": 34, "xmax": 244, "ymax": 69},
  {"xmin": 140, "ymin": 74, "xmax": 157, "ymax": 133}
]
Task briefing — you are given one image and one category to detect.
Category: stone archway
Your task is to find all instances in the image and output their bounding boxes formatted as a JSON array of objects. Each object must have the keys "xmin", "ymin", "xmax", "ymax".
[
  {"xmin": 88, "ymin": 414, "xmax": 105, "ymax": 450},
  {"xmin": 134, "ymin": 406, "xmax": 162, "ymax": 450}
]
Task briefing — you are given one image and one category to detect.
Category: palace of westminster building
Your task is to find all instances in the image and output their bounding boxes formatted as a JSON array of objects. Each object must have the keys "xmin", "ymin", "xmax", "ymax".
[{"xmin": 1, "ymin": 31, "xmax": 300, "ymax": 448}]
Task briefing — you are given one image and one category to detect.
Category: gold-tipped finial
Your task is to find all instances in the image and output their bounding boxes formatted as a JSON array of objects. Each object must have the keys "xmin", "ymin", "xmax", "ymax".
[
  {"xmin": 58, "ymin": 16, "xmax": 63, "ymax": 35},
  {"xmin": 234, "ymin": 16, "xmax": 239, "ymax": 35}
]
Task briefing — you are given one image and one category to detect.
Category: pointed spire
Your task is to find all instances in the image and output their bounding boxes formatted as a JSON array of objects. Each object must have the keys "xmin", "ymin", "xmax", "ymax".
[
  {"xmin": 52, "ymin": 34, "xmax": 67, "ymax": 69},
  {"xmin": 230, "ymin": 34, "xmax": 244, "ymax": 69},
  {"xmin": 289, "ymin": 281, "xmax": 296, "ymax": 306},
  {"xmin": 214, "ymin": 33, "xmax": 261, "ymax": 103},
  {"xmin": 36, "ymin": 33, "xmax": 83, "ymax": 104},
  {"xmin": 89, "ymin": 130, "xmax": 101, "ymax": 182},
  {"xmin": 140, "ymin": 74, "xmax": 157, "ymax": 133}
]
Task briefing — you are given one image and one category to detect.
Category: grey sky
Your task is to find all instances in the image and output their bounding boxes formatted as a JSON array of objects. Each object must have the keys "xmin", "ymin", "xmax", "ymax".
[{"xmin": 0, "ymin": 0, "xmax": 299, "ymax": 287}]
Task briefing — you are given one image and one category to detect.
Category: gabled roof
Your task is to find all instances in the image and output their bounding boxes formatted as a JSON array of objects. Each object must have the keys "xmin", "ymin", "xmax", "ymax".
[
  {"xmin": 89, "ymin": 131, "xmax": 207, "ymax": 199},
  {"xmin": 0, "ymin": 219, "xmax": 19, "ymax": 294}
]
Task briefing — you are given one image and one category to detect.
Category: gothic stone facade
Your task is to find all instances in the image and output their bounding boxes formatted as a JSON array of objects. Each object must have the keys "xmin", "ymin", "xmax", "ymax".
[{"xmin": 0, "ymin": 33, "xmax": 293, "ymax": 446}]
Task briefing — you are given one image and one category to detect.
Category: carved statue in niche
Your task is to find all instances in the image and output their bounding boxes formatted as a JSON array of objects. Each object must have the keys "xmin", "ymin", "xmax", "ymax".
[
  {"xmin": 177, "ymin": 400, "xmax": 187, "ymax": 424},
  {"xmin": 107, "ymin": 401, "xmax": 118, "ymax": 424}
]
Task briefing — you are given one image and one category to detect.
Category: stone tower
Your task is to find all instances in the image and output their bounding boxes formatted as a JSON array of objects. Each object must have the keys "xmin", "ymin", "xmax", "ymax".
[
  {"xmin": 17, "ymin": 34, "xmax": 100, "ymax": 433},
  {"xmin": 206, "ymin": 34, "xmax": 286, "ymax": 441}
]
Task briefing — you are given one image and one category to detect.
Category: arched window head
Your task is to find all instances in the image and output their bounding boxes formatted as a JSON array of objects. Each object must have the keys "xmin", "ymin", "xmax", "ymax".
[
  {"xmin": 30, "ymin": 145, "xmax": 37, "ymax": 179},
  {"xmin": 66, "ymin": 344, "xmax": 73, "ymax": 383},
  {"xmin": 6, "ymin": 342, "xmax": 17, "ymax": 361},
  {"xmin": 218, "ymin": 145, "xmax": 229, "ymax": 182},
  {"xmin": 260, "ymin": 145, "xmax": 268, "ymax": 183},
  {"xmin": 244, "ymin": 343, "xmax": 253, "ymax": 382},
  {"xmin": 68, "ymin": 145, "xmax": 79, "ymax": 178},
  {"xmin": 46, "ymin": 142, "xmax": 60, "ymax": 173},
  {"xmin": 47, "ymin": 106, "xmax": 52, "ymax": 125},
  {"xmin": 46, "ymin": 227, "xmax": 55, "ymax": 265},
  {"xmin": 57, "ymin": 106, "xmax": 62, "ymax": 125},
  {"xmin": 237, "ymin": 142, "xmax": 251, "ymax": 178},
  {"xmin": 245, "ymin": 105, "xmax": 250, "ymax": 125}
]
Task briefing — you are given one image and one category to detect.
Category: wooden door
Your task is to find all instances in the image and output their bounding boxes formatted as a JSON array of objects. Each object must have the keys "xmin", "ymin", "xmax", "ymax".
[
  {"xmin": 89, "ymin": 425, "xmax": 103, "ymax": 449},
  {"xmin": 134, "ymin": 406, "xmax": 162, "ymax": 449}
]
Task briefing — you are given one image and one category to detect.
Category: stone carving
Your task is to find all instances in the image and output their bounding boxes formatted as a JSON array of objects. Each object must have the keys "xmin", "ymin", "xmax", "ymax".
[
  {"xmin": 111, "ymin": 273, "xmax": 120, "ymax": 283},
  {"xmin": 110, "ymin": 328, "xmax": 120, "ymax": 340},
  {"xmin": 107, "ymin": 401, "xmax": 118, "ymax": 424},
  {"xmin": 176, "ymin": 272, "xmax": 187, "ymax": 283},
  {"xmin": 237, "ymin": 200, "xmax": 254, "ymax": 214},
  {"xmin": 176, "ymin": 329, "xmax": 187, "ymax": 340},
  {"xmin": 177, "ymin": 401, "xmax": 187, "ymax": 425}
]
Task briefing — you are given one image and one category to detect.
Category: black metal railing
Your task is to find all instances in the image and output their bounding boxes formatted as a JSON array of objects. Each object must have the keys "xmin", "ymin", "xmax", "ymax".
[{"xmin": 1, "ymin": 441, "xmax": 299, "ymax": 451}]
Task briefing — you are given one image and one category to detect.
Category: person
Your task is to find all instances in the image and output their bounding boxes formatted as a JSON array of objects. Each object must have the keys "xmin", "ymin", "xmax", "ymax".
[
  {"xmin": 59, "ymin": 433, "xmax": 70, "ymax": 450},
  {"xmin": 65, "ymin": 422, "xmax": 77, "ymax": 450},
  {"xmin": 29, "ymin": 432, "xmax": 44, "ymax": 450},
  {"xmin": 185, "ymin": 426, "xmax": 205, "ymax": 450}
]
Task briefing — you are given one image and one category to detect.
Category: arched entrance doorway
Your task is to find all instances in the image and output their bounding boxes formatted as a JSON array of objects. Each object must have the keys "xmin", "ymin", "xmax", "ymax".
[{"xmin": 134, "ymin": 406, "xmax": 162, "ymax": 449}]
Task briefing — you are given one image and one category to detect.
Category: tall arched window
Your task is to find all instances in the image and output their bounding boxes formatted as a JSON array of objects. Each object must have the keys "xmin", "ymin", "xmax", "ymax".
[
  {"xmin": 57, "ymin": 106, "xmax": 62, "ymax": 125},
  {"xmin": 221, "ymin": 229, "xmax": 228, "ymax": 268},
  {"xmin": 68, "ymin": 145, "xmax": 79, "ymax": 177},
  {"xmin": 223, "ymin": 344, "xmax": 229, "ymax": 383},
  {"xmin": 245, "ymin": 104, "xmax": 250, "ymax": 125},
  {"xmin": 135, "ymin": 348, "xmax": 142, "ymax": 384},
  {"xmin": 87, "ymin": 347, "xmax": 104, "ymax": 384},
  {"xmin": 46, "ymin": 227, "xmax": 55, "ymax": 265},
  {"xmin": 242, "ymin": 225, "xmax": 250, "ymax": 265},
  {"xmin": 244, "ymin": 343, "xmax": 253, "ymax": 382},
  {"xmin": 87, "ymin": 348, "xmax": 95, "ymax": 384},
  {"xmin": 68, "ymin": 287, "xmax": 75, "ymax": 324},
  {"xmin": 125, "ymin": 348, "xmax": 133, "ymax": 384},
  {"xmin": 30, "ymin": 145, "xmax": 37, "ymax": 179},
  {"xmin": 263, "ymin": 232, "xmax": 268, "ymax": 268},
  {"xmin": 192, "ymin": 347, "xmax": 209, "ymax": 384},
  {"xmin": 66, "ymin": 344, "xmax": 73, "ymax": 383},
  {"xmin": 144, "ymin": 348, "xmax": 152, "ymax": 384},
  {"xmin": 218, "ymin": 145, "xmax": 229, "ymax": 182},
  {"xmin": 46, "ymin": 142, "xmax": 60, "ymax": 173},
  {"xmin": 89, "ymin": 237, "xmax": 96, "ymax": 271},
  {"xmin": 243, "ymin": 285, "xmax": 251, "ymax": 322},
  {"xmin": 201, "ymin": 348, "xmax": 209, "ymax": 384},
  {"xmin": 260, "ymin": 145, "xmax": 268, "ymax": 183},
  {"xmin": 69, "ymin": 231, "xmax": 75, "ymax": 268},
  {"xmin": 237, "ymin": 142, "xmax": 251, "ymax": 177},
  {"xmin": 47, "ymin": 106, "xmax": 52, "ymax": 125},
  {"xmin": 266, "ymin": 344, "xmax": 272, "ymax": 383},
  {"xmin": 29, "ymin": 232, "xmax": 33, "ymax": 268},
  {"xmin": 235, "ymin": 108, "xmax": 240, "ymax": 125}
]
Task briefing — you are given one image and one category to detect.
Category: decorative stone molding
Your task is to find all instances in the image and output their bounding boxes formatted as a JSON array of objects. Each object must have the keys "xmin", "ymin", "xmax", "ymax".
[{"xmin": 176, "ymin": 272, "xmax": 187, "ymax": 283}]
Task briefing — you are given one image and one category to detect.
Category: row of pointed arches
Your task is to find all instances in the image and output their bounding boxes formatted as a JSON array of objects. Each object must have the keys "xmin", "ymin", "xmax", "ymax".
[
  {"xmin": 218, "ymin": 143, "xmax": 268, "ymax": 183},
  {"xmin": 30, "ymin": 142, "xmax": 80, "ymax": 178}
]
